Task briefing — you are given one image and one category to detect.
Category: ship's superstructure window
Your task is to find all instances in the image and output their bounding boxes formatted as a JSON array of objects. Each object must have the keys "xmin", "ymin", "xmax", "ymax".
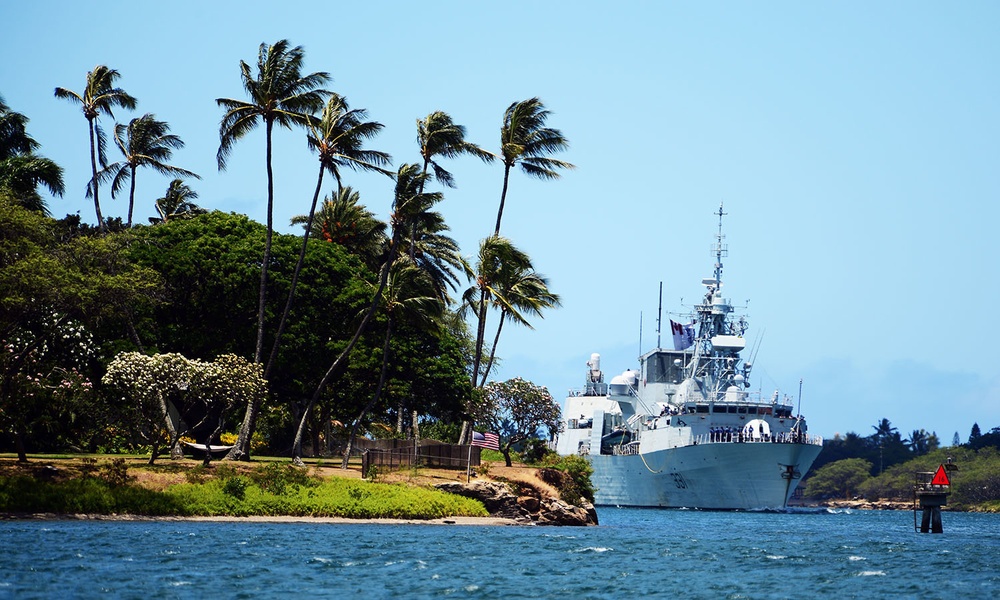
[{"xmin": 644, "ymin": 351, "xmax": 689, "ymax": 383}]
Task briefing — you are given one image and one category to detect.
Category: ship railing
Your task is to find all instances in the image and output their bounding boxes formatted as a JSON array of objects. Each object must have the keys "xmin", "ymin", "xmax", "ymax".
[
  {"xmin": 612, "ymin": 442, "xmax": 640, "ymax": 456},
  {"xmin": 692, "ymin": 433, "xmax": 824, "ymax": 446}
]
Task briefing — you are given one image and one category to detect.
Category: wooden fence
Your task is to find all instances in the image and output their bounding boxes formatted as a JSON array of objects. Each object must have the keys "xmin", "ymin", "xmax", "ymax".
[{"xmin": 360, "ymin": 441, "xmax": 481, "ymax": 475}]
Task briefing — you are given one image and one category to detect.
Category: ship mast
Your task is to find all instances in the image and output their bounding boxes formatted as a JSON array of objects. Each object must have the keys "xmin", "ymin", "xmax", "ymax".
[{"xmin": 713, "ymin": 203, "xmax": 727, "ymax": 288}]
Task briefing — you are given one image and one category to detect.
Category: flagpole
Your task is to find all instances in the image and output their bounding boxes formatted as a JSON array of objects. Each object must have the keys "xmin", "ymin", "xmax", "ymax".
[
  {"xmin": 656, "ymin": 281, "xmax": 663, "ymax": 349},
  {"xmin": 466, "ymin": 442, "xmax": 473, "ymax": 483}
]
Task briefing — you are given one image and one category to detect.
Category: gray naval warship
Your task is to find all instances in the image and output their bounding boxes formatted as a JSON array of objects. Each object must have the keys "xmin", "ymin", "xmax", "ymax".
[{"xmin": 555, "ymin": 206, "xmax": 823, "ymax": 509}]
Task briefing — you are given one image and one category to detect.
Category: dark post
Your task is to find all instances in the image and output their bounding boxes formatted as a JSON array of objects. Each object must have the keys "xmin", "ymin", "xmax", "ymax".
[{"xmin": 913, "ymin": 462, "xmax": 955, "ymax": 534}]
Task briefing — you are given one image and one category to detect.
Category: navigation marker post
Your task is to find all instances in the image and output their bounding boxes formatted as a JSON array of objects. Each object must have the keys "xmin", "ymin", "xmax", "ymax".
[{"xmin": 913, "ymin": 460, "xmax": 957, "ymax": 533}]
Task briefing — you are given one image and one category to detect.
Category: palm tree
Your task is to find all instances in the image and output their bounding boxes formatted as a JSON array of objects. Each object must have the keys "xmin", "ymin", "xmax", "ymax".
[
  {"xmin": 97, "ymin": 114, "xmax": 199, "ymax": 227},
  {"xmin": 292, "ymin": 186, "xmax": 387, "ymax": 268},
  {"xmin": 411, "ymin": 111, "xmax": 492, "ymax": 281},
  {"xmin": 216, "ymin": 39, "xmax": 330, "ymax": 370},
  {"xmin": 0, "ymin": 155, "xmax": 64, "ymax": 215},
  {"xmin": 871, "ymin": 418, "xmax": 898, "ymax": 444},
  {"xmin": 494, "ymin": 97, "xmax": 574, "ymax": 235},
  {"xmin": 265, "ymin": 93, "xmax": 392, "ymax": 380},
  {"xmin": 0, "ymin": 96, "xmax": 33, "ymax": 155},
  {"xmin": 148, "ymin": 179, "xmax": 205, "ymax": 224},
  {"xmin": 0, "ymin": 96, "xmax": 64, "ymax": 215},
  {"xmin": 478, "ymin": 266, "xmax": 560, "ymax": 387},
  {"xmin": 462, "ymin": 235, "xmax": 534, "ymax": 390},
  {"xmin": 399, "ymin": 208, "xmax": 465, "ymax": 304},
  {"xmin": 54, "ymin": 65, "xmax": 138, "ymax": 232},
  {"xmin": 292, "ymin": 164, "xmax": 440, "ymax": 465},
  {"xmin": 339, "ymin": 262, "xmax": 444, "ymax": 467},
  {"xmin": 416, "ymin": 110, "xmax": 494, "ymax": 191},
  {"xmin": 217, "ymin": 41, "xmax": 329, "ymax": 462}
]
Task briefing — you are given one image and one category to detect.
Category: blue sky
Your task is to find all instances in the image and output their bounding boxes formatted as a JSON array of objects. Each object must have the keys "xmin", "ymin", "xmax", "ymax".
[{"xmin": 4, "ymin": 1, "xmax": 999, "ymax": 443}]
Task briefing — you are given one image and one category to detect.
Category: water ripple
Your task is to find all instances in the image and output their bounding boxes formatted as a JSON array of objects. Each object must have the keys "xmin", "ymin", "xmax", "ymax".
[{"xmin": 0, "ymin": 510, "xmax": 999, "ymax": 598}]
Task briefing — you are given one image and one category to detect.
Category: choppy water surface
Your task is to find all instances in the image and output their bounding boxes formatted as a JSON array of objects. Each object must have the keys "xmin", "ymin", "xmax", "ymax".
[{"xmin": 2, "ymin": 508, "xmax": 998, "ymax": 599}]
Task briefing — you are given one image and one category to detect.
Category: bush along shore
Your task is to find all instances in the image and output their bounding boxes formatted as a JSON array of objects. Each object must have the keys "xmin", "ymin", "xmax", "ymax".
[{"xmin": 0, "ymin": 455, "xmax": 598, "ymax": 525}]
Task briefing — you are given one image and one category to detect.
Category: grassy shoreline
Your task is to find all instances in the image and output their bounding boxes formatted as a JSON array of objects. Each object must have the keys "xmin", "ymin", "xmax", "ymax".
[{"xmin": 0, "ymin": 455, "xmax": 490, "ymax": 521}]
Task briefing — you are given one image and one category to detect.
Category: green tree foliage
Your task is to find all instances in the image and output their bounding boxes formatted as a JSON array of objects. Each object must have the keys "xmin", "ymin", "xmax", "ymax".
[
  {"xmin": 148, "ymin": 179, "xmax": 205, "ymax": 224},
  {"xmin": 803, "ymin": 458, "xmax": 873, "ymax": 500},
  {"xmin": 947, "ymin": 447, "xmax": 1000, "ymax": 506},
  {"xmin": 125, "ymin": 212, "xmax": 265, "ymax": 356},
  {"xmin": 294, "ymin": 164, "xmax": 439, "ymax": 464},
  {"xmin": 292, "ymin": 186, "xmax": 387, "ymax": 270},
  {"xmin": 968, "ymin": 426, "xmax": 1000, "ymax": 451},
  {"xmin": 477, "ymin": 256, "xmax": 559, "ymax": 387},
  {"xmin": 124, "ymin": 211, "xmax": 372, "ymax": 454},
  {"xmin": 475, "ymin": 377, "xmax": 561, "ymax": 467},
  {"xmin": 338, "ymin": 263, "xmax": 445, "ymax": 467},
  {"xmin": 905, "ymin": 428, "xmax": 938, "ymax": 455},
  {"xmin": 969, "ymin": 422, "xmax": 983, "ymax": 447},
  {"xmin": 848, "ymin": 446, "xmax": 1000, "ymax": 507},
  {"xmin": 813, "ymin": 419, "xmax": 927, "ymax": 477},
  {"xmin": 1, "ymin": 196, "xmax": 160, "ymax": 459}
]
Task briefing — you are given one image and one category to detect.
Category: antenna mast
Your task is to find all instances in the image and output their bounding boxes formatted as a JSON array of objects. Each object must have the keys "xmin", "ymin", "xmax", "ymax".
[
  {"xmin": 797, "ymin": 378, "xmax": 803, "ymax": 417},
  {"xmin": 656, "ymin": 282, "xmax": 663, "ymax": 349},
  {"xmin": 713, "ymin": 203, "xmax": 728, "ymax": 287}
]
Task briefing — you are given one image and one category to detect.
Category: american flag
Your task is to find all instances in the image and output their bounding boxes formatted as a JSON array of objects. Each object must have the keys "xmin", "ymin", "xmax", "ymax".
[{"xmin": 472, "ymin": 431, "xmax": 500, "ymax": 450}]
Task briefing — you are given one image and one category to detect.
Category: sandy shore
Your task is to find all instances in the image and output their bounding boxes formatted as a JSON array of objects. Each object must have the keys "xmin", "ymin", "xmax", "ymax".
[{"xmin": 2, "ymin": 513, "xmax": 525, "ymax": 526}]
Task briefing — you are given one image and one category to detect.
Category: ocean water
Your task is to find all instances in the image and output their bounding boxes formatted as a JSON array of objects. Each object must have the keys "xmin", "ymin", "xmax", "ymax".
[{"xmin": 1, "ymin": 508, "xmax": 998, "ymax": 599}]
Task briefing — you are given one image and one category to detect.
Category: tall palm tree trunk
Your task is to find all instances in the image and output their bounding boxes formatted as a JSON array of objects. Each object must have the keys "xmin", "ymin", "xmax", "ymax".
[
  {"xmin": 470, "ymin": 288, "xmax": 489, "ymax": 388},
  {"xmin": 264, "ymin": 164, "xmax": 326, "ymax": 380},
  {"xmin": 125, "ymin": 309, "xmax": 145, "ymax": 353},
  {"xmin": 291, "ymin": 231, "xmax": 404, "ymax": 464},
  {"xmin": 88, "ymin": 119, "xmax": 105, "ymax": 233},
  {"xmin": 479, "ymin": 314, "xmax": 507, "ymax": 388},
  {"xmin": 494, "ymin": 164, "xmax": 512, "ymax": 235},
  {"xmin": 226, "ymin": 120, "xmax": 276, "ymax": 462},
  {"xmin": 461, "ymin": 289, "xmax": 490, "ymax": 444},
  {"xmin": 126, "ymin": 164, "xmax": 137, "ymax": 228},
  {"xmin": 341, "ymin": 318, "xmax": 394, "ymax": 468},
  {"xmin": 14, "ymin": 429, "xmax": 28, "ymax": 463},
  {"xmin": 255, "ymin": 118, "xmax": 276, "ymax": 365}
]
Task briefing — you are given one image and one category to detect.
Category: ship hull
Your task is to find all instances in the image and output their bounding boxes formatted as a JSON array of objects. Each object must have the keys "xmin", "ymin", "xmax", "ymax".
[{"xmin": 588, "ymin": 441, "xmax": 822, "ymax": 509}]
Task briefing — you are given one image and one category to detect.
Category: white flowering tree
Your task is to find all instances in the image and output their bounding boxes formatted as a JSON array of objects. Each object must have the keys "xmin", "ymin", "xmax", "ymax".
[
  {"xmin": 475, "ymin": 377, "xmax": 561, "ymax": 467},
  {"xmin": 1, "ymin": 313, "xmax": 97, "ymax": 462},
  {"xmin": 103, "ymin": 352, "xmax": 265, "ymax": 464}
]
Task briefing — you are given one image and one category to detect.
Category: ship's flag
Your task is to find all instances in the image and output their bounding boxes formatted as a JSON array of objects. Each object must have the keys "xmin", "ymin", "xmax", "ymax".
[
  {"xmin": 472, "ymin": 431, "xmax": 500, "ymax": 450},
  {"xmin": 671, "ymin": 320, "xmax": 696, "ymax": 350}
]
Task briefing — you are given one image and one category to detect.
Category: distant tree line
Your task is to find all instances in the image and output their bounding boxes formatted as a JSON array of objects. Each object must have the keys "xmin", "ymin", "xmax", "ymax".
[
  {"xmin": 812, "ymin": 418, "xmax": 941, "ymax": 476},
  {"xmin": 804, "ymin": 419, "xmax": 1000, "ymax": 505}
]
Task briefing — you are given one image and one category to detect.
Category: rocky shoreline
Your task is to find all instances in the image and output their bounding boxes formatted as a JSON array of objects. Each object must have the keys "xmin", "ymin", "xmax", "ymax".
[
  {"xmin": 804, "ymin": 499, "xmax": 914, "ymax": 511},
  {"xmin": 435, "ymin": 480, "xmax": 599, "ymax": 526}
]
